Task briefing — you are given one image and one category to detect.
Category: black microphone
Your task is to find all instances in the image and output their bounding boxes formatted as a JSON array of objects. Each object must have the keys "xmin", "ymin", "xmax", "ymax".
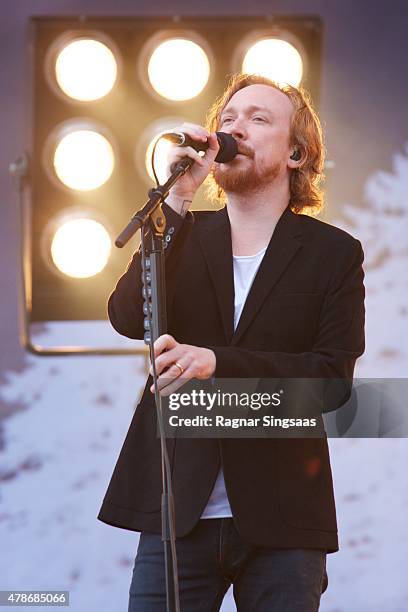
[{"xmin": 162, "ymin": 131, "xmax": 238, "ymax": 164}]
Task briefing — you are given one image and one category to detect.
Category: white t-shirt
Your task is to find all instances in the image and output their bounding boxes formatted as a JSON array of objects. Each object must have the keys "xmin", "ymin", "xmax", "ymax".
[{"xmin": 200, "ymin": 246, "xmax": 267, "ymax": 519}]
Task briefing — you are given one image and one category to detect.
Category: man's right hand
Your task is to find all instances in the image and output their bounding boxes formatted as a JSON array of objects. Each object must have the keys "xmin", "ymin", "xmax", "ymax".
[{"xmin": 165, "ymin": 123, "xmax": 220, "ymax": 216}]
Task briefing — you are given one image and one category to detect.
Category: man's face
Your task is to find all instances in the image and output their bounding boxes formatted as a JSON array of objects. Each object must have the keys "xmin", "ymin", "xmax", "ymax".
[{"xmin": 213, "ymin": 84, "xmax": 294, "ymax": 194}]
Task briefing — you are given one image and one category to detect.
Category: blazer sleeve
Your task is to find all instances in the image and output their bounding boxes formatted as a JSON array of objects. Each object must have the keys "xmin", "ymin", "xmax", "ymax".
[
  {"xmin": 107, "ymin": 203, "xmax": 194, "ymax": 339},
  {"xmin": 209, "ymin": 238, "xmax": 365, "ymax": 412}
]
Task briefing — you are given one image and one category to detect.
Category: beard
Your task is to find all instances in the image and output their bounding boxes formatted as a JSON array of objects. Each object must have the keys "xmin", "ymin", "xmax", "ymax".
[{"xmin": 213, "ymin": 155, "xmax": 283, "ymax": 195}]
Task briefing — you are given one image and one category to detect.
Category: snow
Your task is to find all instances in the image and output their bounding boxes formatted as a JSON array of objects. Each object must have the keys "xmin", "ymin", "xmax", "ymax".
[{"xmin": 0, "ymin": 324, "xmax": 145, "ymax": 611}]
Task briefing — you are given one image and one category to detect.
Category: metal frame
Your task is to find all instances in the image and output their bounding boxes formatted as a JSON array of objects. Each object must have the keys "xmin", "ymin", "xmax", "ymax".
[{"xmin": 10, "ymin": 152, "xmax": 148, "ymax": 357}]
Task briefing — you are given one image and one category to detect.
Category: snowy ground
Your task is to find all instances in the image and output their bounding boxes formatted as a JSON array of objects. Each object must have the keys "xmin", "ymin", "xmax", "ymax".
[{"xmin": 1, "ymin": 148, "xmax": 408, "ymax": 610}]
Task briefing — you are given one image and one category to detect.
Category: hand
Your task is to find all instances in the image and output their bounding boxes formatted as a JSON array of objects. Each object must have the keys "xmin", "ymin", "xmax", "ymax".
[
  {"xmin": 149, "ymin": 334, "xmax": 216, "ymax": 396},
  {"xmin": 165, "ymin": 123, "xmax": 220, "ymax": 207}
]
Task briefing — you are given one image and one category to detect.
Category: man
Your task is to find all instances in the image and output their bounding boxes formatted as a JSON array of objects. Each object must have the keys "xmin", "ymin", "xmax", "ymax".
[{"xmin": 98, "ymin": 74, "xmax": 365, "ymax": 611}]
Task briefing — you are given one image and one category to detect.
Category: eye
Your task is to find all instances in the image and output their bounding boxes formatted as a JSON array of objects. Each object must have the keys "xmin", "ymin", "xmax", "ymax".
[
  {"xmin": 221, "ymin": 117, "xmax": 233, "ymax": 124},
  {"xmin": 253, "ymin": 116, "xmax": 267, "ymax": 123}
]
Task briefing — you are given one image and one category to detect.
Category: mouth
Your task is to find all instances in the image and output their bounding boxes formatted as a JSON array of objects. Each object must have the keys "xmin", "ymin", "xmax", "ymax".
[{"xmin": 237, "ymin": 150, "xmax": 254, "ymax": 158}]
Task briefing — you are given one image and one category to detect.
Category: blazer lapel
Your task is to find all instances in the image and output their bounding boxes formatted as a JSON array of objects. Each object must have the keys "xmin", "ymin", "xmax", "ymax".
[
  {"xmin": 197, "ymin": 205, "xmax": 304, "ymax": 347},
  {"xmin": 231, "ymin": 205, "xmax": 303, "ymax": 346},
  {"xmin": 197, "ymin": 207, "xmax": 235, "ymax": 344}
]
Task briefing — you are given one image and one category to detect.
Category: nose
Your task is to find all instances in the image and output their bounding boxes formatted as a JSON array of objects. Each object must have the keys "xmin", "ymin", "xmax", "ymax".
[{"xmin": 224, "ymin": 117, "xmax": 247, "ymax": 140}]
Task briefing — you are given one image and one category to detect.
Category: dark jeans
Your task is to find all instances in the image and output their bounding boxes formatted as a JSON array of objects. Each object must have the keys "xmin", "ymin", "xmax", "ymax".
[{"xmin": 129, "ymin": 518, "xmax": 328, "ymax": 612}]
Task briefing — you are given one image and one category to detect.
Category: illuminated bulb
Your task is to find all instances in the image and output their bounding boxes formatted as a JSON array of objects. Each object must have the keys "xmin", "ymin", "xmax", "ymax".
[
  {"xmin": 55, "ymin": 38, "xmax": 117, "ymax": 101},
  {"xmin": 242, "ymin": 38, "xmax": 303, "ymax": 86},
  {"xmin": 50, "ymin": 218, "xmax": 111, "ymax": 278},
  {"xmin": 148, "ymin": 39, "xmax": 210, "ymax": 101},
  {"xmin": 53, "ymin": 130, "xmax": 114, "ymax": 191}
]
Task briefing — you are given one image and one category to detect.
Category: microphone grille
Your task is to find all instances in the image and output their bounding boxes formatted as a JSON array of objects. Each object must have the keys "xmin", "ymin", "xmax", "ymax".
[{"xmin": 215, "ymin": 132, "xmax": 238, "ymax": 163}]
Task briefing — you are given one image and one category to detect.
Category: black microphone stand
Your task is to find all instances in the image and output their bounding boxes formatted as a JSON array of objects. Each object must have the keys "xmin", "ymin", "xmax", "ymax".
[{"xmin": 115, "ymin": 157, "xmax": 195, "ymax": 612}]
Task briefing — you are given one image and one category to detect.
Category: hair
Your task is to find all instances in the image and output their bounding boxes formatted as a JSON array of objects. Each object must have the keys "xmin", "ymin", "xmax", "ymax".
[{"xmin": 205, "ymin": 73, "xmax": 325, "ymax": 215}]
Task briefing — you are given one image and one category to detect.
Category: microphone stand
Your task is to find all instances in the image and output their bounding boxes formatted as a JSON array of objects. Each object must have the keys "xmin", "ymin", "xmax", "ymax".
[{"xmin": 115, "ymin": 157, "xmax": 194, "ymax": 612}]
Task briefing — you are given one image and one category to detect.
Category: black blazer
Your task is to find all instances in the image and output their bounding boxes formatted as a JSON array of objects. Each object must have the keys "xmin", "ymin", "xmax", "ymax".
[{"xmin": 98, "ymin": 203, "xmax": 365, "ymax": 554}]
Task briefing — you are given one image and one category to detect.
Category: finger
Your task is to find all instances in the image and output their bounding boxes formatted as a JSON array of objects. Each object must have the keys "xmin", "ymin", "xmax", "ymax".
[
  {"xmin": 150, "ymin": 356, "xmax": 187, "ymax": 391},
  {"xmin": 178, "ymin": 123, "xmax": 210, "ymax": 141},
  {"xmin": 160, "ymin": 374, "xmax": 190, "ymax": 396},
  {"xmin": 154, "ymin": 347, "xmax": 184, "ymax": 376},
  {"xmin": 202, "ymin": 133, "xmax": 220, "ymax": 164},
  {"xmin": 151, "ymin": 368, "xmax": 193, "ymax": 396},
  {"xmin": 149, "ymin": 366, "xmax": 186, "ymax": 393},
  {"xmin": 168, "ymin": 145, "xmax": 205, "ymax": 167},
  {"xmin": 207, "ymin": 132, "xmax": 220, "ymax": 151},
  {"xmin": 153, "ymin": 334, "xmax": 177, "ymax": 358}
]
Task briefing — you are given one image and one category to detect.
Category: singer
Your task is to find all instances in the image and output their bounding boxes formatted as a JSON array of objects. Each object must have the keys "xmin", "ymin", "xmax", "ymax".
[{"xmin": 98, "ymin": 73, "xmax": 365, "ymax": 611}]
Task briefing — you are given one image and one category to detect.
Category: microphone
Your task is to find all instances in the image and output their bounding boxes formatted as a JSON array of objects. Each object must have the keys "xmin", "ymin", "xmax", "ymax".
[{"xmin": 162, "ymin": 131, "xmax": 238, "ymax": 164}]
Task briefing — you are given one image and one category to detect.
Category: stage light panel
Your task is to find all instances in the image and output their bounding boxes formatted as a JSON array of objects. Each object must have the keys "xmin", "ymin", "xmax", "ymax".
[
  {"xmin": 52, "ymin": 129, "xmax": 115, "ymax": 191},
  {"xmin": 30, "ymin": 16, "xmax": 322, "ymax": 322},
  {"xmin": 54, "ymin": 38, "xmax": 118, "ymax": 101},
  {"xmin": 49, "ymin": 216, "xmax": 112, "ymax": 278},
  {"xmin": 242, "ymin": 38, "xmax": 304, "ymax": 86},
  {"xmin": 147, "ymin": 38, "xmax": 210, "ymax": 101}
]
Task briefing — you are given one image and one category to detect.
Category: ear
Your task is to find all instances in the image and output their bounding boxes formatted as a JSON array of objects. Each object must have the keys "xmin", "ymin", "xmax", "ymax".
[
  {"xmin": 288, "ymin": 145, "xmax": 303, "ymax": 169},
  {"xmin": 287, "ymin": 148, "xmax": 302, "ymax": 169}
]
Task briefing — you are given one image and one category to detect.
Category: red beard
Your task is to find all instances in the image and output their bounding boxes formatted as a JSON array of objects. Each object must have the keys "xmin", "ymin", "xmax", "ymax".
[{"xmin": 213, "ymin": 155, "xmax": 282, "ymax": 194}]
